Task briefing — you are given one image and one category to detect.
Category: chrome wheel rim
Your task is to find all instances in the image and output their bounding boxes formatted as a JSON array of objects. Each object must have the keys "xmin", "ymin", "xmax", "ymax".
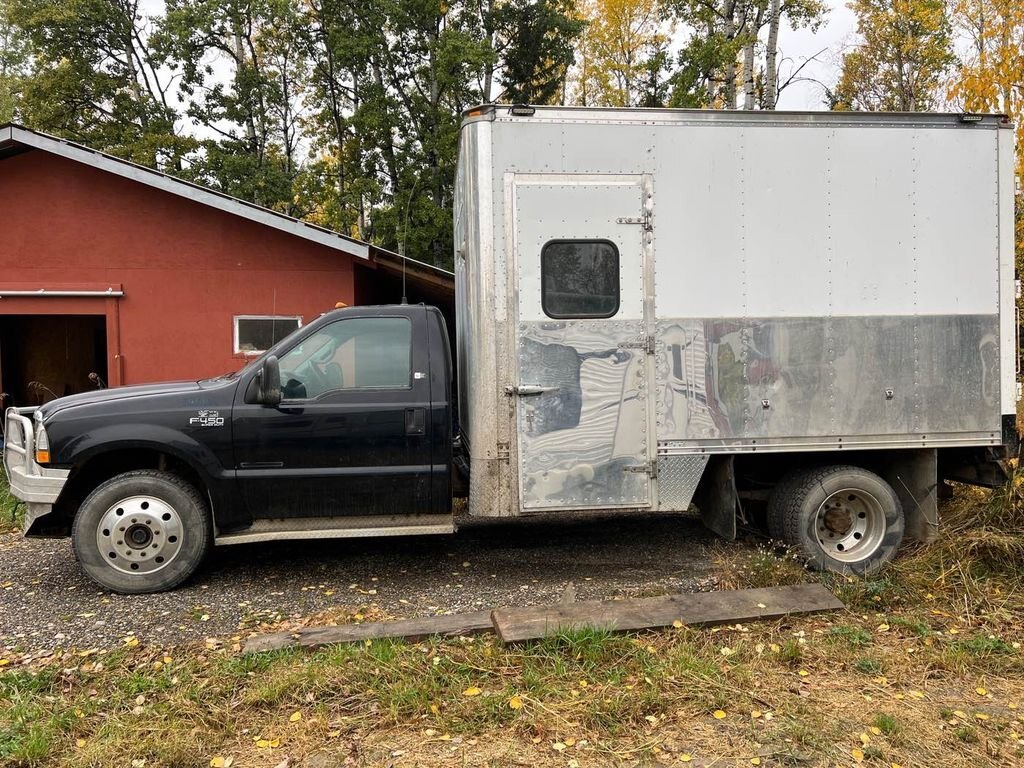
[
  {"xmin": 95, "ymin": 495, "xmax": 183, "ymax": 575},
  {"xmin": 813, "ymin": 488, "xmax": 886, "ymax": 563}
]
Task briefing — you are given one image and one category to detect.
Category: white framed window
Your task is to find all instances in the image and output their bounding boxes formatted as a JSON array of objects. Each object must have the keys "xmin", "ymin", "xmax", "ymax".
[{"xmin": 233, "ymin": 315, "xmax": 302, "ymax": 355}]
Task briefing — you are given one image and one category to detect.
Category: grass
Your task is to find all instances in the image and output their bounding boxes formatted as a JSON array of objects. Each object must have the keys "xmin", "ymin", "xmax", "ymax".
[
  {"xmin": 0, "ymin": 467, "xmax": 22, "ymax": 528},
  {"xmin": 2, "ymin": 478, "xmax": 1024, "ymax": 766}
]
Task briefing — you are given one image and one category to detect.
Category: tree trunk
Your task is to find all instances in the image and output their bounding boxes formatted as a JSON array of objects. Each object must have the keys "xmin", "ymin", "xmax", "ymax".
[
  {"xmin": 482, "ymin": 0, "xmax": 495, "ymax": 101},
  {"xmin": 742, "ymin": 40, "xmax": 755, "ymax": 109},
  {"xmin": 763, "ymin": 0, "xmax": 780, "ymax": 109},
  {"xmin": 722, "ymin": 0, "xmax": 737, "ymax": 108}
]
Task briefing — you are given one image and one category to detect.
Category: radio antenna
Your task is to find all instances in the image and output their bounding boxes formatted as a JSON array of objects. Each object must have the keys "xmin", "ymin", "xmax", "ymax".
[{"xmin": 399, "ymin": 176, "xmax": 421, "ymax": 306}]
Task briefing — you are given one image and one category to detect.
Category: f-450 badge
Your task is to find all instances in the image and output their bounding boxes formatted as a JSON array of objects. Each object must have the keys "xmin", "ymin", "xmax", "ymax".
[{"xmin": 190, "ymin": 410, "xmax": 225, "ymax": 427}]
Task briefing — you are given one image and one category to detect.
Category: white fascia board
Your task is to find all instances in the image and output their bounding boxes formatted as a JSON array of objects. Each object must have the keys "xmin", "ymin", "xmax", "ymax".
[{"xmin": 8, "ymin": 127, "xmax": 370, "ymax": 260}]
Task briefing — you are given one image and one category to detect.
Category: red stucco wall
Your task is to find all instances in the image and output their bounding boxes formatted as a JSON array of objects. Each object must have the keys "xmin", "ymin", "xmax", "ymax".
[{"xmin": 0, "ymin": 150, "xmax": 355, "ymax": 384}]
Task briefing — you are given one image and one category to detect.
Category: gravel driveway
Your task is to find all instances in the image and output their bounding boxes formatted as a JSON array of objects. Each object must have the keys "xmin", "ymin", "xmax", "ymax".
[{"xmin": 0, "ymin": 512, "xmax": 719, "ymax": 653}]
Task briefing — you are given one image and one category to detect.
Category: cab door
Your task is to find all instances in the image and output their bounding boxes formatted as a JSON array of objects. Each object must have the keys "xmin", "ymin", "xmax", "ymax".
[
  {"xmin": 510, "ymin": 174, "xmax": 653, "ymax": 511},
  {"xmin": 232, "ymin": 307, "xmax": 433, "ymax": 519}
]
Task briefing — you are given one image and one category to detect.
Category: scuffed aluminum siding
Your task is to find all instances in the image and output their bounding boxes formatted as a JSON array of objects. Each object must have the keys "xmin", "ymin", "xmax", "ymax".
[
  {"xmin": 655, "ymin": 315, "xmax": 1001, "ymax": 443},
  {"xmin": 517, "ymin": 320, "xmax": 650, "ymax": 510}
]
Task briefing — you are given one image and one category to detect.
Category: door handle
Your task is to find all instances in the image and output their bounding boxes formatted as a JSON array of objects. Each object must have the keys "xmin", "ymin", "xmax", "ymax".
[
  {"xmin": 405, "ymin": 407, "xmax": 426, "ymax": 436},
  {"xmin": 505, "ymin": 385, "xmax": 560, "ymax": 397}
]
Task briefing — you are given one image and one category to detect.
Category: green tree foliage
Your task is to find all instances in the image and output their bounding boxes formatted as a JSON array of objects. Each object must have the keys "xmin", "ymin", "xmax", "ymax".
[
  {"xmin": 156, "ymin": 0, "xmax": 304, "ymax": 211},
  {"xmin": 0, "ymin": 5, "xmax": 29, "ymax": 123},
  {"xmin": 832, "ymin": 0, "xmax": 956, "ymax": 111},
  {"xmin": 2, "ymin": 0, "xmax": 189, "ymax": 165}
]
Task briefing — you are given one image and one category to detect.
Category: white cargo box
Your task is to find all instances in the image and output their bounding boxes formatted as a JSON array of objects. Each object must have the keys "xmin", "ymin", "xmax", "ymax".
[{"xmin": 454, "ymin": 106, "xmax": 1016, "ymax": 518}]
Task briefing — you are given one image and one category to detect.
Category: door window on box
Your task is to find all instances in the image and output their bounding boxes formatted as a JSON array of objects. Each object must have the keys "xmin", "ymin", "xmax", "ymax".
[{"xmin": 540, "ymin": 240, "xmax": 620, "ymax": 319}]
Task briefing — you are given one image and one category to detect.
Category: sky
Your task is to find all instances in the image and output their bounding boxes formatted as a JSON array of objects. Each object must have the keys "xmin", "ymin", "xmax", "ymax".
[{"xmin": 772, "ymin": 1, "xmax": 857, "ymax": 110}]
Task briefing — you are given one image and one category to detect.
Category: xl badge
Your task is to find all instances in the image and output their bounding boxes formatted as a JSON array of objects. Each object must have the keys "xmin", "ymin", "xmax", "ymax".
[{"xmin": 190, "ymin": 410, "xmax": 225, "ymax": 427}]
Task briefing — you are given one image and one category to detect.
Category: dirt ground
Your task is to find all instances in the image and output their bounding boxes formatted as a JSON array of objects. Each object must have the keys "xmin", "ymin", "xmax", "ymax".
[{"xmin": 0, "ymin": 511, "xmax": 718, "ymax": 654}]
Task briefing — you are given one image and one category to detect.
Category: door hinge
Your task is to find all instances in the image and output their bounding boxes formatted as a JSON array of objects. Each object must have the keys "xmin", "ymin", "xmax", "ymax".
[
  {"xmin": 616, "ymin": 210, "xmax": 652, "ymax": 231},
  {"xmin": 624, "ymin": 460, "xmax": 658, "ymax": 479},
  {"xmin": 496, "ymin": 441, "xmax": 510, "ymax": 461},
  {"xmin": 619, "ymin": 334, "xmax": 655, "ymax": 355}
]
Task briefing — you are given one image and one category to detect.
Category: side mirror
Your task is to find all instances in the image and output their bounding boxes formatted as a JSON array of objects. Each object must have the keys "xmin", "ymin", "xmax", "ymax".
[{"xmin": 257, "ymin": 355, "xmax": 282, "ymax": 406}]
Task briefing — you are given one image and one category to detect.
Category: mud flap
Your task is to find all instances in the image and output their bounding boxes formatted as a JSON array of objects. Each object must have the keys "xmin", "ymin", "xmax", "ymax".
[
  {"xmin": 693, "ymin": 455, "xmax": 739, "ymax": 540},
  {"xmin": 883, "ymin": 449, "xmax": 939, "ymax": 544}
]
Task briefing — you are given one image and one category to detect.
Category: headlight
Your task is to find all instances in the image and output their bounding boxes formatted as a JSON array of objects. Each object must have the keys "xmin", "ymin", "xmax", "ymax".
[{"xmin": 35, "ymin": 422, "xmax": 50, "ymax": 464}]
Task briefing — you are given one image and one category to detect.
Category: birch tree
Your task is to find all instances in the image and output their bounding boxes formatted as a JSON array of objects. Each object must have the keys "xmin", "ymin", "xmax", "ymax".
[
  {"xmin": 833, "ymin": 0, "xmax": 955, "ymax": 111},
  {"xmin": 569, "ymin": 0, "xmax": 673, "ymax": 107},
  {"xmin": 668, "ymin": 0, "xmax": 824, "ymax": 109}
]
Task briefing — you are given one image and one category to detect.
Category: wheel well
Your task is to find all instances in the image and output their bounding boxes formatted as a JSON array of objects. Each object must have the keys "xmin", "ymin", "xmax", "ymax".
[
  {"xmin": 732, "ymin": 449, "xmax": 938, "ymax": 544},
  {"xmin": 41, "ymin": 450, "xmax": 207, "ymax": 537}
]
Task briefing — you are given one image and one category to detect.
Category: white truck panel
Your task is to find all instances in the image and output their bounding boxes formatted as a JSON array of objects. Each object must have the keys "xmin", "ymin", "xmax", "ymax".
[{"xmin": 455, "ymin": 107, "xmax": 1014, "ymax": 519}]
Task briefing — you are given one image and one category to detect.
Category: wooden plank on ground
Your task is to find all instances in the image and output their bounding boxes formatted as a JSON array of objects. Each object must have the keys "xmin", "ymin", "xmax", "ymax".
[
  {"xmin": 490, "ymin": 584, "xmax": 843, "ymax": 643},
  {"xmin": 244, "ymin": 610, "xmax": 494, "ymax": 653}
]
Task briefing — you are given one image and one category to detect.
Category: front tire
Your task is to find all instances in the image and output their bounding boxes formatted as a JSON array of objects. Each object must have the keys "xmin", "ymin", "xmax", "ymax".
[
  {"xmin": 768, "ymin": 465, "xmax": 904, "ymax": 576},
  {"xmin": 72, "ymin": 470, "xmax": 211, "ymax": 593}
]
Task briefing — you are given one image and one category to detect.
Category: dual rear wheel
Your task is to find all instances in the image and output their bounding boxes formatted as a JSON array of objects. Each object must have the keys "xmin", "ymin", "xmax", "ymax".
[{"xmin": 767, "ymin": 465, "xmax": 905, "ymax": 575}]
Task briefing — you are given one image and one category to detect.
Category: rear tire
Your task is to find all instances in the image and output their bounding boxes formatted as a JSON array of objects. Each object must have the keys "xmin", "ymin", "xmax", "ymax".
[
  {"xmin": 768, "ymin": 465, "xmax": 904, "ymax": 576},
  {"xmin": 72, "ymin": 470, "xmax": 210, "ymax": 594}
]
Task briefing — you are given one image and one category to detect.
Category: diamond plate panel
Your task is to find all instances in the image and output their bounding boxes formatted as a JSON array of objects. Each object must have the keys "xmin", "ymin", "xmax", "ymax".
[{"xmin": 657, "ymin": 455, "xmax": 709, "ymax": 511}]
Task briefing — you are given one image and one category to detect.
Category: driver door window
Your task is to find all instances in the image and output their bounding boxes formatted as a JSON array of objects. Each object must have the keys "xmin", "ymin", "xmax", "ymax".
[{"xmin": 278, "ymin": 317, "xmax": 412, "ymax": 399}]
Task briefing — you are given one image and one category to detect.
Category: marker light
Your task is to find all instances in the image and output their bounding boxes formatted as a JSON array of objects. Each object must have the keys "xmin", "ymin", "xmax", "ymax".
[{"xmin": 35, "ymin": 423, "xmax": 50, "ymax": 464}]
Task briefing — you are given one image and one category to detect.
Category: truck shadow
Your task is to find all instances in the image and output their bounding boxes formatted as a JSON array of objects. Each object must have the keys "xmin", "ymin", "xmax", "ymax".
[{"xmin": 198, "ymin": 512, "xmax": 716, "ymax": 594}]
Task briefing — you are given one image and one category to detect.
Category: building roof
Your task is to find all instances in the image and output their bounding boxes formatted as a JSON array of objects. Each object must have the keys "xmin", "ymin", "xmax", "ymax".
[{"xmin": 0, "ymin": 123, "xmax": 454, "ymax": 286}]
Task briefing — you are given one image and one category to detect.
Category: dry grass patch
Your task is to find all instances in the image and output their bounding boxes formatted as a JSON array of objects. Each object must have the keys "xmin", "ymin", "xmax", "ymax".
[{"xmin": 3, "ymin": 481, "xmax": 1024, "ymax": 766}]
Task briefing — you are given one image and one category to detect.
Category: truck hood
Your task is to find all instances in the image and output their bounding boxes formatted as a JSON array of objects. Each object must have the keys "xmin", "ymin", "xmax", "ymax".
[{"xmin": 38, "ymin": 381, "xmax": 204, "ymax": 420}]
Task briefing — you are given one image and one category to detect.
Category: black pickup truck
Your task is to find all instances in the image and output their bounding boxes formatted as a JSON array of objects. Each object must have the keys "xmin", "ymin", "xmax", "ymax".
[{"xmin": 4, "ymin": 304, "xmax": 455, "ymax": 593}]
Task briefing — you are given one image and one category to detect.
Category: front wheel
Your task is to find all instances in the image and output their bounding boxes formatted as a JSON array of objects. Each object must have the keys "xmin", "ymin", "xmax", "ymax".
[
  {"xmin": 72, "ymin": 470, "xmax": 211, "ymax": 593},
  {"xmin": 767, "ymin": 465, "xmax": 904, "ymax": 576}
]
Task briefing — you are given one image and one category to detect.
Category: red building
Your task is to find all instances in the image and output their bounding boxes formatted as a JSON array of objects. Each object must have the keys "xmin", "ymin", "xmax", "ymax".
[{"xmin": 0, "ymin": 124, "xmax": 451, "ymax": 407}]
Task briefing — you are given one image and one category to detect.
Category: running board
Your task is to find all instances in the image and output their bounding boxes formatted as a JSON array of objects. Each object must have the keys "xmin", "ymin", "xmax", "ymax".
[{"xmin": 215, "ymin": 514, "xmax": 455, "ymax": 546}]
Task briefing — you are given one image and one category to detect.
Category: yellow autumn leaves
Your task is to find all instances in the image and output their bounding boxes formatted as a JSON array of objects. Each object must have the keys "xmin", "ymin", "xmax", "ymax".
[{"xmin": 462, "ymin": 685, "xmax": 529, "ymax": 711}]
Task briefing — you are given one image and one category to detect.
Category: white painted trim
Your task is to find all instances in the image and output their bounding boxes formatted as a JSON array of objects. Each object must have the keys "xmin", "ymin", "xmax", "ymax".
[
  {"xmin": 4, "ymin": 126, "xmax": 370, "ymax": 260},
  {"xmin": 233, "ymin": 314, "xmax": 302, "ymax": 355}
]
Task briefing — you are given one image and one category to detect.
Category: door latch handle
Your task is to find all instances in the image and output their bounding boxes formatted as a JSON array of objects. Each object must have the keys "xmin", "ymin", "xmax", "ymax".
[
  {"xmin": 405, "ymin": 408, "xmax": 426, "ymax": 436},
  {"xmin": 505, "ymin": 385, "xmax": 560, "ymax": 396}
]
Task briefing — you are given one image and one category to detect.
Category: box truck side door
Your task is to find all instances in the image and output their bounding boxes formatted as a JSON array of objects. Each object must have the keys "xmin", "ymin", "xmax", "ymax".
[{"xmin": 510, "ymin": 174, "xmax": 652, "ymax": 512}]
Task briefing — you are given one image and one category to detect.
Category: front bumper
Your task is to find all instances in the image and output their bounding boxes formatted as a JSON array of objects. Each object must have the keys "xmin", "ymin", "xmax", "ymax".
[{"xmin": 4, "ymin": 407, "xmax": 69, "ymax": 532}]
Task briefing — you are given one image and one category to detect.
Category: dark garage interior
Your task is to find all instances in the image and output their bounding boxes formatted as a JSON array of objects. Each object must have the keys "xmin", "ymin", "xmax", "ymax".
[{"xmin": 0, "ymin": 314, "xmax": 107, "ymax": 407}]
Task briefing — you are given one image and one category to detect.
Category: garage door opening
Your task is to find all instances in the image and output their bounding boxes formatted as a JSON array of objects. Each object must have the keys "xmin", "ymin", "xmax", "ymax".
[{"xmin": 0, "ymin": 315, "xmax": 107, "ymax": 407}]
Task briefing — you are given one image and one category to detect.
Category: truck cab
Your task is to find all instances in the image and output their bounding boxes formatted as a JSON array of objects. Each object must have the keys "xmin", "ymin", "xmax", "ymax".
[{"xmin": 4, "ymin": 304, "xmax": 454, "ymax": 593}]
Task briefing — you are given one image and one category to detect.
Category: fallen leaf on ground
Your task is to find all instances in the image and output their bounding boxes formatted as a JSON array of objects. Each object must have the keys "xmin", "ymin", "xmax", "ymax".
[
  {"xmin": 462, "ymin": 686, "xmax": 482, "ymax": 697},
  {"xmin": 289, "ymin": 711, "xmax": 301, "ymax": 722},
  {"xmin": 713, "ymin": 710, "xmax": 727, "ymax": 719},
  {"xmin": 508, "ymin": 695, "xmax": 523, "ymax": 710}
]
